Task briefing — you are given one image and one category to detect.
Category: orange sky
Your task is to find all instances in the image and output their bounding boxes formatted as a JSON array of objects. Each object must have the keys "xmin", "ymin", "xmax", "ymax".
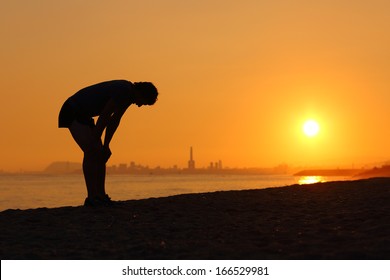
[{"xmin": 1, "ymin": 0, "xmax": 390, "ymax": 172}]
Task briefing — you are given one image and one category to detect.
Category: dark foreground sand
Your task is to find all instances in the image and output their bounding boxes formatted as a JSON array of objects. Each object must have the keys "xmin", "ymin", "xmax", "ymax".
[{"xmin": 1, "ymin": 178, "xmax": 389, "ymax": 259}]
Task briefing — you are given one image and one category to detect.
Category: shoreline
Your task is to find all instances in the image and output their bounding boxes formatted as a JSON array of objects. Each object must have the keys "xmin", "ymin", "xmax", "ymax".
[
  {"xmin": 1, "ymin": 177, "xmax": 389, "ymax": 259},
  {"xmin": 0, "ymin": 173, "xmax": 300, "ymax": 211}
]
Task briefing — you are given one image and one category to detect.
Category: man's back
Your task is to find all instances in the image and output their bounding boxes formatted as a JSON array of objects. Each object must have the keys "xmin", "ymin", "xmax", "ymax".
[{"xmin": 68, "ymin": 80, "xmax": 134, "ymax": 118}]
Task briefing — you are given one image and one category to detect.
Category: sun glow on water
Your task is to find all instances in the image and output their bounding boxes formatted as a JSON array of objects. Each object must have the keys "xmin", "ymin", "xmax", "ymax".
[{"xmin": 299, "ymin": 176, "xmax": 324, "ymax": 185}]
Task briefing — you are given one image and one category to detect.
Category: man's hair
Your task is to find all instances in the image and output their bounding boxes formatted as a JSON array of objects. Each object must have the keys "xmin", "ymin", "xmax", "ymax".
[{"xmin": 134, "ymin": 82, "xmax": 159, "ymax": 105}]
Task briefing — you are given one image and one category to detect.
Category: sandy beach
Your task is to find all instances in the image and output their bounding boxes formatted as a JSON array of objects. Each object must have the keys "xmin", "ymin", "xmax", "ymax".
[{"xmin": 0, "ymin": 177, "xmax": 389, "ymax": 260}]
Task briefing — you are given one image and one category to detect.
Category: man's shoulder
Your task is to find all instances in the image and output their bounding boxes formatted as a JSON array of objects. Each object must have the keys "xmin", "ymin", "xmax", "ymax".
[
  {"xmin": 107, "ymin": 79, "xmax": 133, "ymax": 85},
  {"xmin": 96, "ymin": 79, "xmax": 133, "ymax": 88},
  {"xmin": 76, "ymin": 80, "xmax": 133, "ymax": 93}
]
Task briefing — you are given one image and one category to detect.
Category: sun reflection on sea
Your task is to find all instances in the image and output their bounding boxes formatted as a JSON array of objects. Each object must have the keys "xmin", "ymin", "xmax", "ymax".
[{"xmin": 299, "ymin": 176, "xmax": 325, "ymax": 185}]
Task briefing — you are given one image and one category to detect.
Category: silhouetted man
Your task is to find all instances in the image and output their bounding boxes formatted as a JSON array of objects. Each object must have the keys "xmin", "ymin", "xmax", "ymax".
[{"xmin": 59, "ymin": 80, "xmax": 158, "ymax": 206}]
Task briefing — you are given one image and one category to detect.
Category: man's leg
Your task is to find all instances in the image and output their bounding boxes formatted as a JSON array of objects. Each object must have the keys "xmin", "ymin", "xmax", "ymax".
[
  {"xmin": 68, "ymin": 121, "xmax": 104, "ymax": 199},
  {"xmin": 96, "ymin": 154, "xmax": 107, "ymax": 198},
  {"xmin": 83, "ymin": 152, "xmax": 101, "ymax": 198}
]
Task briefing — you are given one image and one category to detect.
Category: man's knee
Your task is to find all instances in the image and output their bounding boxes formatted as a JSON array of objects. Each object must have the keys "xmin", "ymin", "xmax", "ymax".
[{"xmin": 84, "ymin": 146, "xmax": 105, "ymax": 161}]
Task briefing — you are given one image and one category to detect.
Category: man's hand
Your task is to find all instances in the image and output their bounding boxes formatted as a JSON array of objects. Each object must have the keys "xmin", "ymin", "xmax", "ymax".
[
  {"xmin": 85, "ymin": 137, "xmax": 111, "ymax": 163},
  {"xmin": 103, "ymin": 146, "xmax": 112, "ymax": 163},
  {"xmin": 86, "ymin": 136, "xmax": 103, "ymax": 155}
]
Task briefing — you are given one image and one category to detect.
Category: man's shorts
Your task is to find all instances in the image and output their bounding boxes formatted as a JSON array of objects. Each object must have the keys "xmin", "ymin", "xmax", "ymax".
[{"xmin": 58, "ymin": 99, "xmax": 94, "ymax": 128}]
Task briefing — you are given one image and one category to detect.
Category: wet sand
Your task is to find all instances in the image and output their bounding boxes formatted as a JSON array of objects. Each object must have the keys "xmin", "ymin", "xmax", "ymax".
[{"xmin": 0, "ymin": 178, "xmax": 389, "ymax": 259}]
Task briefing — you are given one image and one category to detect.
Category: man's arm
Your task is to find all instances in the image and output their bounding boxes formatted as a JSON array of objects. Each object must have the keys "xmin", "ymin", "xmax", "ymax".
[
  {"xmin": 103, "ymin": 108, "xmax": 126, "ymax": 148},
  {"xmin": 94, "ymin": 99, "xmax": 117, "ymax": 139},
  {"xmin": 94, "ymin": 99, "xmax": 127, "ymax": 147}
]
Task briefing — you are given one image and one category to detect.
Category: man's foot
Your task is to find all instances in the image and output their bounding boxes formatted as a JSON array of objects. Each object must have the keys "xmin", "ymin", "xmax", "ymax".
[
  {"xmin": 84, "ymin": 194, "xmax": 114, "ymax": 207},
  {"xmin": 102, "ymin": 194, "xmax": 114, "ymax": 205}
]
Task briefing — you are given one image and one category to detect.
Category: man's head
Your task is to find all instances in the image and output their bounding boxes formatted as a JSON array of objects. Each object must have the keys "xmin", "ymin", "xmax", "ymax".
[{"xmin": 133, "ymin": 82, "xmax": 159, "ymax": 107}]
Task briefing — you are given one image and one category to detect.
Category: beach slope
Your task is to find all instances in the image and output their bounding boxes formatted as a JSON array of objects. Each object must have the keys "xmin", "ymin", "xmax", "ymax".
[{"xmin": 1, "ymin": 178, "xmax": 389, "ymax": 259}]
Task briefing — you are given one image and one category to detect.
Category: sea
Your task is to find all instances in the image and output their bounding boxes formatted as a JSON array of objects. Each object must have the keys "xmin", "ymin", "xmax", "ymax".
[{"xmin": 0, "ymin": 174, "xmax": 350, "ymax": 211}]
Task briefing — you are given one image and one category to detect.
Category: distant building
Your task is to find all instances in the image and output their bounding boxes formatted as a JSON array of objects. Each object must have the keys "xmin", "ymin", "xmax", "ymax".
[
  {"xmin": 209, "ymin": 160, "xmax": 223, "ymax": 170},
  {"xmin": 118, "ymin": 163, "xmax": 127, "ymax": 173},
  {"xmin": 188, "ymin": 146, "xmax": 195, "ymax": 170}
]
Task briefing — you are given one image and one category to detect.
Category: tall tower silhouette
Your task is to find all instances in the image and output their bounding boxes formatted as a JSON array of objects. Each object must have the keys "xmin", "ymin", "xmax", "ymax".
[{"xmin": 188, "ymin": 146, "xmax": 195, "ymax": 170}]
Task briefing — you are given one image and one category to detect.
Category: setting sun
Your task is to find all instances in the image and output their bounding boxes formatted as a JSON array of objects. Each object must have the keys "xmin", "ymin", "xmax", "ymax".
[{"xmin": 303, "ymin": 120, "xmax": 320, "ymax": 137}]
